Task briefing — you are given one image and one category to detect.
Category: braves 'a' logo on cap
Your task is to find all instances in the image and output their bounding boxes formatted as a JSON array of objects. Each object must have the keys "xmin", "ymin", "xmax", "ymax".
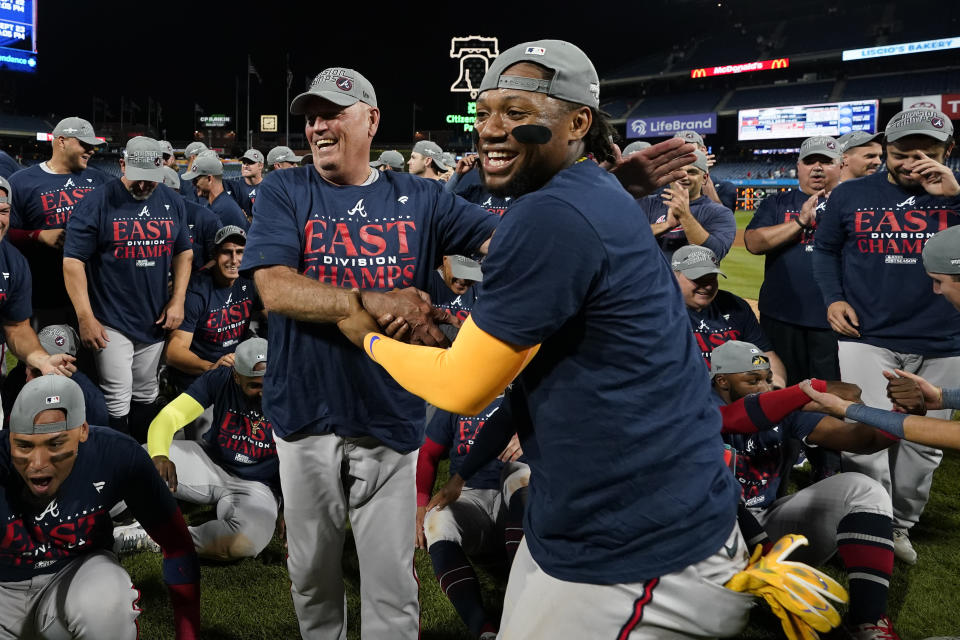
[
  {"xmin": 55, "ymin": 335, "xmax": 65, "ymax": 346},
  {"xmin": 153, "ymin": 157, "xmax": 162, "ymax": 167},
  {"xmin": 932, "ymin": 116, "xmax": 945, "ymax": 129},
  {"xmin": 826, "ymin": 141, "xmax": 836, "ymax": 149},
  {"xmin": 336, "ymin": 77, "xmax": 353, "ymax": 92}
]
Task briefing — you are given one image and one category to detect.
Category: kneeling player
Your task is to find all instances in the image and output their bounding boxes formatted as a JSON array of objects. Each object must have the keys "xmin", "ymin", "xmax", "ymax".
[
  {"xmin": 147, "ymin": 337, "xmax": 278, "ymax": 561},
  {"xmin": 0, "ymin": 375, "xmax": 200, "ymax": 639},
  {"xmin": 711, "ymin": 340, "xmax": 901, "ymax": 639},
  {"xmin": 416, "ymin": 394, "xmax": 529, "ymax": 640}
]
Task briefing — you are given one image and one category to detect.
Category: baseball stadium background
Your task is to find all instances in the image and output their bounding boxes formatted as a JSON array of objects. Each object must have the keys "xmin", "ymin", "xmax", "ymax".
[{"xmin": 2, "ymin": 0, "xmax": 960, "ymax": 637}]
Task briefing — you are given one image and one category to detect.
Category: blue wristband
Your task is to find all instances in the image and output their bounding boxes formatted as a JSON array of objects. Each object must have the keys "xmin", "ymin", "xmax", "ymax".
[
  {"xmin": 844, "ymin": 404, "xmax": 905, "ymax": 439},
  {"xmin": 941, "ymin": 387, "xmax": 960, "ymax": 410}
]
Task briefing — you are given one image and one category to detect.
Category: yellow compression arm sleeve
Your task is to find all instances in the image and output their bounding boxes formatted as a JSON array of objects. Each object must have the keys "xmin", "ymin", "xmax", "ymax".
[
  {"xmin": 364, "ymin": 315, "xmax": 539, "ymax": 415},
  {"xmin": 146, "ymin": 393, "xmax": 206, "ymax": 459}
]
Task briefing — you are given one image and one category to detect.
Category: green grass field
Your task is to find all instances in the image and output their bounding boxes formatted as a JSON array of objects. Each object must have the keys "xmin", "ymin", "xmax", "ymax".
[{"xmin": 122, "ymin": 213, "xmax": 960, "ymax": 638}]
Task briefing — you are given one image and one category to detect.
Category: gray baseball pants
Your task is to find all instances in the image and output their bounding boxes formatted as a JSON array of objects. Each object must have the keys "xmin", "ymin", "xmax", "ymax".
[{"xmin": 96, "ymin": 325, "xmax": 163, "ymax": 417}]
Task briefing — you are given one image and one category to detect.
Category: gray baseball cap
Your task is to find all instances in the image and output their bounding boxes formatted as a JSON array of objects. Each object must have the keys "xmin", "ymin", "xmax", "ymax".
[
  {"xmin": 690, "ymin": 150, "xmax": 709, "ymax": 174},
  {"xmin": 241, "ymin": 148, "xmax": 264, "ymax": 164},
  {"xmin": 478, "ymin": 40, "xmax": 600, "ymax": 109},
  {"xmin": 38, "ymin": 324, "xmax": 80, "ymax": 357},
  {"xmin": 182, "ymin": 150, "xmax": 223, "ymax": 180},
  {"xmin": 10, "ymin": 375, "xmax": 86, "ymax": 435},
  {"xmin": 267, "ymin": 146, "xmax": 305, "ymax": 165},
  {"xmin": 922, "ymin": 226, "xmax": 960, "ymax": 275},
  {"xmin": 52, "ymin": 117, "xmax": 104, "ymax": 146},
  {"xmin": 370, "ymin": 150, "xmax": 404, "ymax": 170},
  {"xmin": 234, "ymin": 337, "xmax": 268, "ymax": 377},
  {"xmin": 837, "ymin": 131, "xmax": 883, "ymax": 152},
  {"xmin": 710, "ymin": 340, "xmax": 771, "ymax": 378},
  {"xmin": 449, "ymin": 255, "xmax": 483, "ymax": 281},
  {"xmin": 799, "ymin": 136, "xmax": 841, "ymax": 161},
  {"xmin": 290, "ymin": 67, "xmax": 378, "ymax": 114},
  {"xmin": 441, "ymin": 152, "xmax": 456, "ymax": 170},
  {"xmin": 885, "ymin": 108, "xmax": 954, "ymax": 143},
  {"xmin": 157, "ymin": 140, "xmax": 175, "ymax": 159},
  {"xmin": 0, "ymin": 175, "xmax": 10, "ymax": 201},
  {"xmin": 674, "ymin": 130, "xmax": 704, "ymax": 147},
  {"xmin": 184, "ymin": 141, "xmax": 208, "ymax": 158},
  {"xmin": 412, "ymin": 140, "xmax": 449, "ymax": 170},
  {"xmin": 622, "ymin": 141, "xmax": 651, "ymax": 156},
  {"xmin": 123, "ymin": 136, "xmax": 165, "ymax": 182},
  {"xmin": 671, "ymin": 245, "xmax": 727, "ymax": 280},
  {"xmin": 215, "ymin": 225, "xmax": 247, "ymax": 246},
  {"xmin": 161, "ymin": 166, "xmax": 181, "ymax": 190}
]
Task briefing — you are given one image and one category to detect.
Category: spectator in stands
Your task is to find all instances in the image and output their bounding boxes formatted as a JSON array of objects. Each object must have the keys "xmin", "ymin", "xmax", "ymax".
[
  {"xmin": 165, "ymin": 225, "xmax": 260, "ymax": 393},
  {"xmin": 813, "ymin": 108, "xmax": 960, "ymax": 565},
  {"xmin": 672, "ymin": 245, "xmax": 786, "ymax": 385},
  {"xmin": 370, "ymin": 150, "xmax": 404, "ymax": 172},
  {"xmin": 0, "ymin": 149, "xmax": 20, "ymax": 179},
  {"xmin": 675, "ymin": 130, "xmax": 738, "ymax": 212},
  {"xmin": 8, "ymin": 117, "xmax": 110, "ymax": 327},
  {"xmin": 162, "ymin": 167, "xmax": 219, "ymax": 272},
  {"xmin": 63, "ymin": 136, "xmax": 193, "ymax": 443},
  {"xmin": 181, "ymin": 142, "xmax": 208, "ymax": 205},
  {"xmin": 838, "ymin": 131, "xmax": 884, "ymax": 182},
  {"xmin": 408, "ymin": 140, "xmax": 449, "ymax": 180},
  {"xmin": 640, "ymin": 150, "xmax": 736, "ymax": 260},
  {"xmin": 266, "ymin": 146, "xmax": 304, "ymax": 170},
  {"xmin": 183, "ymin": 150, "xmax": 248, "ymax": 231},
  {"xmin": 148, "ymin": 337, "xmax": 279, "ymax": 561},
  {"xmin": 225, "ymin": 149, "xmax": 263, "ymax": 220},
  {"xmin": 158, "ymin": 140, "xmax": 177, "ymax": 170}
]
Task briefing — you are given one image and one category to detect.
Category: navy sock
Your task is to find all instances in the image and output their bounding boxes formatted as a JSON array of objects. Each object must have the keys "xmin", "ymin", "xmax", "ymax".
[
  {"xmin": 504, "ymin": 487, "xmax": 527, "ymax": 563},
  {"xmin": 429, "ymin": 540, "xmax": 490, "ymax": 636},
  {"xmin": 837, "ymin": 511, "xmax": 893, "ymax": 625}
]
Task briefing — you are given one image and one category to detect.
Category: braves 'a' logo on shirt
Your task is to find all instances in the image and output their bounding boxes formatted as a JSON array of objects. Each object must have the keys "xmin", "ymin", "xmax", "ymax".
[{"xmin": 1, "ymin": 500, "xmax": 108, "ymax": 569}]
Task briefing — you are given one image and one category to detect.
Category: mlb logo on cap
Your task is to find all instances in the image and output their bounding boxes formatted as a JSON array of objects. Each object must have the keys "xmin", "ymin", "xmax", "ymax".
[
  {"xmin": 525, "ymin": 46, "xmax": 546, "ymax": 56},
  {"xmin": 46, "ymin": 396, "xmax": 60, "ymax": 404}
]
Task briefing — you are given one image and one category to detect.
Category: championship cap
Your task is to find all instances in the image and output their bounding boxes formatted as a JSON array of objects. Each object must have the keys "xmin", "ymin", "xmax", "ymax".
[
  {"xmin": 10, "ymin": 375, "xmax": 86, "ymax": 435},
  {"xmin": 622, "ymin": 141, "xmax": 651, "ymax": 156},
  {"xmin": 184, "ymin": 141, "xmax": 208, "ymax": 158},
  {"xmin": 157, "ymin": 140, "xmax": 175, "ymax": 159},
  {"xmin": 671, "ymin": 245, "xmax": 727, "ymax": 280},
  {"xmin": 38, "ymin": 324, "xmax": 80, "ymax": 357},
  {"xmin": 123, "ymin": 136, "xmax": 165, "ymax": 182},
  {"xmin": 922, "ymin": 226, "xmax": 960, "ymax": 275},
  {"xmin": 412, "ymin": 140, "xmax": 449, "ymax": 170},
  {"xmin": 885, "ymin": 108, "xmax": 954, "ymax": 143},
  {"xmin": 290, "ymin": 67, "xmax": 378, "ymax": 114},
  {"xmin": 478, "ymin": 40, "xmax": 600, "ymax": 109},
  {"xmin": 234, "ymin": 337, "xmax": 268, "ymax": 377},
  {"xmin": 674, "ymin": 130, "xmax": 704, "ymax": 147},
  {"xmin": 441, "ymin": 152, "xmax": 456, "ymax": 170},
  {"xmin": 241, "ymin": 148, "xmax": 264, "ymax": 164},
  {"xmin": 450, "ymin": 255, "xmax": 483, "ymax": 282},
  {"xmin": 182, "ymin": 150, "xmax": 223, "ymax": 181},
  {"xmin": 837, "ymin": 131, "xmax": 883, "ymax": 152},
  {"xmin": 710, "ymin": 340, "xmax": 771, "ymax": 378},
  {"xmin": 267, "ymin": 146, "xmax": 305, "ymax": 165},
  {"xmin": 214, "ymin": 225, "xmax": 246, "ymax": 246},
  {"xmin": 370, "ymin": 150, "xmax": 404, "ymax": 170},
  {"xmin": 52, "ymin": 117, "xmax": 104, "ymax": 147},
  {"xmin": 0, "ymin": 175, "xmax": 10, "ymax": 201},
  {"xmin": 690, "ymin": 150, "xmax": 709, "ymax": 173},
  {"xmin": 799, "ymin": 136, "xmax": 841, "ymax": 161},
  {"xmin": 161, "ymin": 166, "xmax": 180, "ymax": 190}
]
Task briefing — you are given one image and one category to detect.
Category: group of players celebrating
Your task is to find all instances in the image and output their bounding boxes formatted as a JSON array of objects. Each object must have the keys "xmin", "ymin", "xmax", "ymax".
[{"xmin": 0, "ymin": 37, "xmax": 958, "ymax": 640}]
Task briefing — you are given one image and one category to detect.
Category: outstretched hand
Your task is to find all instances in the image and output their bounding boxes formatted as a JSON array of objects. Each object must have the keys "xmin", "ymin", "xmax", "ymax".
[{"xmin": 608, "ymin": 138, "xmax": 698, "ymax": 198}]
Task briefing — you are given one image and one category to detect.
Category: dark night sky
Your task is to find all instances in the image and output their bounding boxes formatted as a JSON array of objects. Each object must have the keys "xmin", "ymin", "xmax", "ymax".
[{"xmin": 9, "ymin": 0, "xmax": 691, "ymax": 144}]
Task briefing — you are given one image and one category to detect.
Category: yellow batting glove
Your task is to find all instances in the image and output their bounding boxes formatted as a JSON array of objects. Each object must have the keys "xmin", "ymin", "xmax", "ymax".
[{"xmin": 725, "ymin": 534, "xmax": 848, "ymax": 640}]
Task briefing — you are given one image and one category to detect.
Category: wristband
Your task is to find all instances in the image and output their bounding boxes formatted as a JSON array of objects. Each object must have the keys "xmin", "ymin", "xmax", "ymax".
[
  {"xmin": 794, "ymin": 218, "xmax": 811, "ymax": 231},
  {"xmin": 844, "ymin": 404, "xmax": 905, "ymax": 439},
  {"xmin": 941, "ymin": 387, "xmax": 960, "ymax": 410}
]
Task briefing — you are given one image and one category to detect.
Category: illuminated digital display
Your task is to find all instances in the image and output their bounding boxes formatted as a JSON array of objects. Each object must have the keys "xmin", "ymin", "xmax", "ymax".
[
  {"xmin": 691, "ymin": 58, "xmax": 789, "ymax": 78},
  {"xmin": 738, "ymin": 100, "xmax": 879, "ymax": 141}
]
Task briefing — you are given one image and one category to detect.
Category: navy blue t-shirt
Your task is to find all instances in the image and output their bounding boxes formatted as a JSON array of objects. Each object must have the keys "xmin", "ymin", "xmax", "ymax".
[
  {"xmin": 640, "ymin": 193, "xmax": 736, "ymax": 260},
  {"xmin": 426, "ymin": 269, "xmax": 478, "ymax": 325},
  {"xmin": 185, "ymin": 367, "xmax": 278, "ymax": 486},
  {"xmin": 0, "ymin": 151, "xmax": 20, "ymax": 179},
  {"xmin": 64, "ymin": 180, "xmax": 192, "ymax": 344},
  {"xmin": 241, "ymin": 167, "xmax": 498, "ymax": 450},
  {"xmin": 688, "ymin": 290, "xmax": 773, "ymax": 367},
  {"xmin": 182, "ymin": 198, "xmax": 220, "ymax": 271},
  {"xmin": 224, "ymin": 177, "xmax": 258, "ymax": 219},
  {"xmin": 746, "ymin": 189, "xmax": 828, "ymax": 328},
  {"xmin": 8, "ymin": 163, "xmax": 111, "ymax": 309},
  {"xmin": 0, "ymin": 427, "xmax": 183, "ymax": 581},
  {"xmin": 714, "ymin": 180, "xmax": 738, "ymax": 213},
  {"xmin": 814, "ymin": 170, "xmax": 960, "ymax": 355},
  {"xmin": 470, "ymin": 159, "xmax": 738, "ymax": 584},
  {"xmin": 453, "ymin": 167, "xmax": 511, "ymax": 216},
  {"xmin": 73, "ymin": 369, "xmax": 109, "ymax": 427},
  {"xmin": 0, "ymin": 240, "xmax": 32, "ymax": 323},
  {"xmin": 210, "ymin": 190, "xmax": 249, "ymax": 231},
  {"xmin": 426, "ymin": 395, "xmax": 505, "ymax": 490},
  {"xmin": 180, "ymin": 270, "xmax": 259, "ymax": 364},
  {"xmin": 179, "ymin": 170, "xmax": 203, "ymax": 206}
]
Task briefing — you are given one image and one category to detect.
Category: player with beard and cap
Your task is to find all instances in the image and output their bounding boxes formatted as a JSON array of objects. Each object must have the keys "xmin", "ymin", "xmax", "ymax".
[
  {"xmin": 408, "ymin": 140, "xmax": 450, "ymax": 180},
  {"xmin": 0, "ymin": 375, "xmax": 201, "ymax": 639},
  {"xmin": 180, "ymin": 142, "xmax": 208, "ymax": 205},
  {"xmin": 158, "ymin": 140, "xmax": 178, "ymax": 170},
  {"xmin": 813, "ymin": 108, "xmax": 960, "ymax": 565},
  {"xmin": 838, "ymin": 131, "xmax": 884, "ymax": 182},
  {"xmin": 7, "ymin": 117, "xmax": 110, "ymax": 327},
  {"xmin": 370, "ymin": 149, "xmax": 405, "ymax": 172},
  {"xmin": 182, "ymin": 151, "xmax": 248, "ymax": 231},
  {"xmin": 162, "ymin": 166, "xmax": 220, "ymax": 272},
  {"xmin": 265, "ymin": 145, "xmax": 304, "ymax": 171},
  {"xmin": 674, "ymin": 130, "xmax": 738, "ymax": 212},
  {"xmin": 337, "ymin": 39, "xmax": 846, "ymax": 639},
  {"xmin": 63, "ymin": 137, "xmax": 193, "ymax": 444},
  {"xmin": 225, "ymin": 148, "xmax": 264, "ymax": 220},
  {"xmin": 428, "ymin": 255, "xmax": 483, "ymax": 326}
]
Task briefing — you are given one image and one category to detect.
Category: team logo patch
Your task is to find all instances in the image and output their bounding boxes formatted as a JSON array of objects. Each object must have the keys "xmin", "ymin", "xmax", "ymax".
[
  {"xmin": 932, "ymin": 116, "xmax": 945, "ymax": 129},
  {"xmin": 525, "ymin": 46, "xmax": 546, "ymax": 56},
  {"xmin": 45, "ymin": 396, "xmax": 60, "ymax": 405},
  {"xmin": 752, "ymin": 355, "xmax": 769, "ymax": 366},
  {"xmin": 336, "ymin": 77, "xmax": 353, "ymax": 92},
  {"xmin": 154, "ymin": 157, "xmax": 162, "ymax": 167},
  {"xmin": 826, "ymin": 141, "xmax": 836, "ymax": 149},
  {"xmin": 55, "ymin": 335, "xmax": 65, "ymax": 346}
]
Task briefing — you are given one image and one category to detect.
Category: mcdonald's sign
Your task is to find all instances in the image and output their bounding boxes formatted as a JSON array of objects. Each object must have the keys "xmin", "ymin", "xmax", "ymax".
[{"xmin": 690, "ymin": 57, "xmax": 790, "ymax": 78}]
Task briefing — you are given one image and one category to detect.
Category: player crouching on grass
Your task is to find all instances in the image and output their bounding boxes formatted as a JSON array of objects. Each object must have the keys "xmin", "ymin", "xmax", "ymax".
[
  {"xmin": 147, "ymin": 337, "xmax": 279, "ymax": 561},
  {"xmin": 711, "ymin": 339, "xmax": 905, "ymax": 639},
  {"xmin": 0, "ymin": 375, "xmax": 200, "ymax": 639}
]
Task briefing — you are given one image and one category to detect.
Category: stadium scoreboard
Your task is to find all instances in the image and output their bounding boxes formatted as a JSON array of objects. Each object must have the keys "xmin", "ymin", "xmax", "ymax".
[
  {"xmin": 0, "ymin": 0, "xmax": 36, "ymax": 73},
  {"xmin": 738, "ymin": 100, "xmax": 878, "ymax": 141}
]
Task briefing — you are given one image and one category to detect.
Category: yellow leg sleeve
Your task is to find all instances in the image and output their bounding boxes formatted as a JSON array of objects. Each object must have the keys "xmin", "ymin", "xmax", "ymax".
[{"xmin": 146, "ymin": 393, "xmax": 206, "ymax": 459}]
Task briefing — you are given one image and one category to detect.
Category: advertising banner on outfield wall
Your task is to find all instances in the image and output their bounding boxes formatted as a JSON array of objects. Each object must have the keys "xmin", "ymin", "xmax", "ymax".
[
  {"xmin": 902, "ymin": 95, "xmax": 960, "ymax": 119},
  {"xmin": 626, "ymin": 113, "xmax": 717, "ymax": 139}
]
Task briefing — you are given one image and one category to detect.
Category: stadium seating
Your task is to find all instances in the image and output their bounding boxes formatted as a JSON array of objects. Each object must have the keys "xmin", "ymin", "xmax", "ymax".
[
  {"xmin": 843, "ymin": 69, "xmax": 960, "ymax": 101},
  {"xmin": 629, "ymin": 90, "xmax": 726, "ymax": 117},
  {"xmin": 724, "ymin": 81, "xmax": 835, "ymax": 111}
]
